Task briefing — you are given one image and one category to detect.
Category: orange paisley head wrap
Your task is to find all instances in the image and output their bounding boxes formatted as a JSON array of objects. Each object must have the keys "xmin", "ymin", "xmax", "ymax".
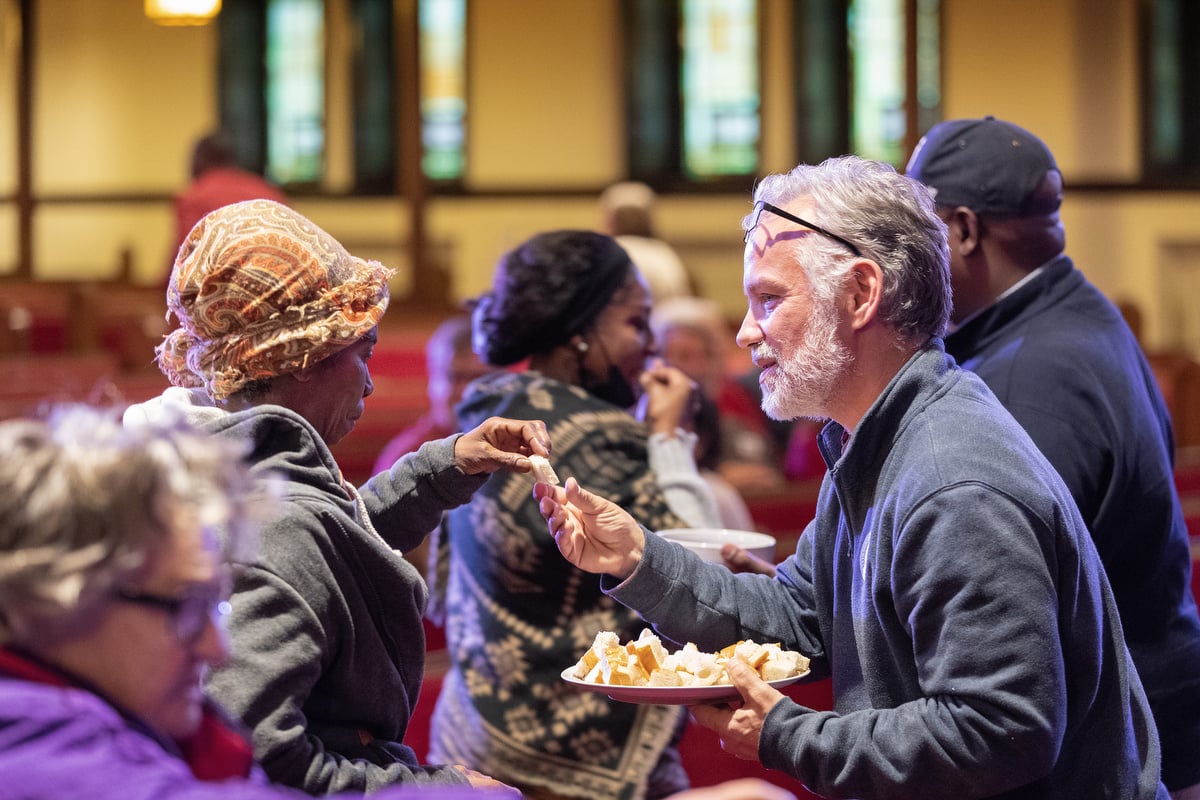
[{"xmin": 156, "ymin": 199, "xmax": 394, "ymax": 400}]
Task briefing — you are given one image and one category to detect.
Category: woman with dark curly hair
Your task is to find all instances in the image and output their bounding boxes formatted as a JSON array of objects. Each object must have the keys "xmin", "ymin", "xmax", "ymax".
[{"xmin": 427, "ymin": 230, "xmax": 720, "ymax": 800}]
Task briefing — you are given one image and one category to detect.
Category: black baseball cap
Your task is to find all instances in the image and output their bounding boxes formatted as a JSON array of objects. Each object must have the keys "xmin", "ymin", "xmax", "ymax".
[{"xmin": 905, "ymin": 116, "xmax": 1062, "ymax": 217}]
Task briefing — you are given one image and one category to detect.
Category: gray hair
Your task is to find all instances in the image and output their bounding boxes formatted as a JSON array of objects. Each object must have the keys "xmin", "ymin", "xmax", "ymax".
[
  {"xmin": 0, "ymin": 404, "xmax": 265, "ymax": 646},
  {"xmin": 649, "ymin": 296, "xmax": 730, "ymax": 358},
  {"xmin": 746, "ymin": 155, "xmax": 951, "ymax": 343}
]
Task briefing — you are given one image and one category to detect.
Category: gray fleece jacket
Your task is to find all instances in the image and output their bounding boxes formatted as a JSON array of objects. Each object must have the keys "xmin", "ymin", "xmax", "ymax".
[
  {"xmin": 605, "ymin": 343, "xmax": 1168, "ymax": 800},
  {"xmin": 125, "ymin": 388, "xmax": 486, "ymax": 794}
]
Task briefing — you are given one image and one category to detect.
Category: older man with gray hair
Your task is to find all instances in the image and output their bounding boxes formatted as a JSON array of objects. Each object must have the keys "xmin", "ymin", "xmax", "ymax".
[{"xmin": 536, "ymin": 155, "xmax": 1169, "ymax": 799}]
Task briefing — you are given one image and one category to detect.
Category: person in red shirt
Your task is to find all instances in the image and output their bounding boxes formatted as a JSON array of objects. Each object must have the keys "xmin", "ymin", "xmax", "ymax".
[{"xmin": 168, "ymin": 131, "xmax": 288, "ymax": 275}]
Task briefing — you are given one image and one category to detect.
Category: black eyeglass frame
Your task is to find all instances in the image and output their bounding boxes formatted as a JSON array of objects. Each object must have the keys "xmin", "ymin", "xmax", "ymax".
[
  {"xmin": 114, "ymin": 587, "xmax": 229, "ymax": 644},
  {"xmin": 744, "ymin": 201, "xmax": 863, "ymax": 258}
]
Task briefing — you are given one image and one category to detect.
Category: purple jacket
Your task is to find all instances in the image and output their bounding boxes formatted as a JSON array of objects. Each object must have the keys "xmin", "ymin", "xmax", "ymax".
[
  {"xmin": 0, "ymin": 673, "xmax": 293, "ymax": 800},
  {"xmin": 0, "ymin": 655, "xmax": 512, "ymax": 800}
]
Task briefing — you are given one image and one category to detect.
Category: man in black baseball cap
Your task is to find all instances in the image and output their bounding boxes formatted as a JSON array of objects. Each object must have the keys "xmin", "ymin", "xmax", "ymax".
[
  {"xmin": 906, "ymin": 116, "xmax": 1062, "ymax": 215},
  {"xmin": 906, "ymin": 115, "xmax": 1065, "ymax": 325},
  {"xmin": 909, "ymin": 117, "xmax": 1200, "ymax": 799}
]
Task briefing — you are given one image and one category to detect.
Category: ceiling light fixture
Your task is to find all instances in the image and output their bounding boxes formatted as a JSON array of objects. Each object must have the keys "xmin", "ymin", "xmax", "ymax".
[{"xmin": 145, "ymin": 0, "xmax": 222, "ymax": 26}]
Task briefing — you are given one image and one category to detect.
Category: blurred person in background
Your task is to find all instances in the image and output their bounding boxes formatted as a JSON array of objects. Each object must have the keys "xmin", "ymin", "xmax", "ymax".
[
  {"xmin": 373, "ymin": 315, "xmax": 500, "ymax": 474},
  {"xmin": 600, "ymin": 181, "xmax": 695, "ymax": 303},
  {"xmin": 124, "ymin": 199, "xmax": 547, "ymax": 795},
  {"xmin": 169, "ymin": 130, "xmax": 287, "ymax": 275},
  {"xmin": 428, "ymin": 230, "xmax": 721, "ymax": 800},
  {"xmin": 650, "ymin": 296, "xmax": 762, "ymax": 529},
  {"xmin": 648, "ymin": 297, "xmax": 825, "ymax": 491}
]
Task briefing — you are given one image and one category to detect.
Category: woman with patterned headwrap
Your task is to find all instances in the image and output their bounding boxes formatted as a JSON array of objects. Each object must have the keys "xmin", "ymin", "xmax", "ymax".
[
  {"xmin": 427, "ymin": 230, "xmax": 721, "ymax": 800},
  {"xmin": 123, "ymin": 199, "xmax": 548, "ymax": 795}
]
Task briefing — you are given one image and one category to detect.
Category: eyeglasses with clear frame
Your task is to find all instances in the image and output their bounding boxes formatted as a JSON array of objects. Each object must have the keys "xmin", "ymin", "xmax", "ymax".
[
  {"xmin": 113, "ymin": 584, "xmax": 232, "ymax": 644},
  {"xmin": 743, "ymin": 201, "xmax": 863, "ymax": 258}
]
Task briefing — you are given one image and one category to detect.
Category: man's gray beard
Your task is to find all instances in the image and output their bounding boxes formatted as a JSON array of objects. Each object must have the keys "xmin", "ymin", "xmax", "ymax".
[{"xmin": 757, "ymin": 298, "xmax": 852, "ymax": 422}]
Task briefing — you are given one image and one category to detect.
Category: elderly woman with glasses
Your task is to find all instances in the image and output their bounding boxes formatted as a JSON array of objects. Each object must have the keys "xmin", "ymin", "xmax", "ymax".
[
  {"xmin": 0, "ymin": 406, "xmax": 283, "ymax": 795},
  {"xmin": 122, "ymin": 199, "xmax": 548, "ymax": 795}
]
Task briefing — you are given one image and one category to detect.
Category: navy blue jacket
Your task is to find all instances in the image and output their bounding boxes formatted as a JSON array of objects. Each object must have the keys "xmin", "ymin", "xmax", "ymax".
[{"xmin": 946, "ymin": 255, "xmax": 1200, "ymax": 790}]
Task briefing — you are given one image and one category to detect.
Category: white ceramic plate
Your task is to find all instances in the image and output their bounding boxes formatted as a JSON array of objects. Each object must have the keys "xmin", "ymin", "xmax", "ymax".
[
  {"xmin": 658, "ymin": 528, "xmax": 777, "ymax": 564},
  {"xmin": 560, "ymin": 667, "xmax": 808, "ymax": 705}
]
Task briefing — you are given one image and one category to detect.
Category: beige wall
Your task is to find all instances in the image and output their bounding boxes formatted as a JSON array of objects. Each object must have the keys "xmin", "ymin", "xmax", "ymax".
[
  {"xmin": 466, "ymin": 1, "xmax": 622, "ymax": 189},
  {"xmin": 937, "ymin": 0, "xmax": 1200, "ymax": 350},
  {"xmin": 5, "ymin": 0, "xmax": 1200, "ymax": 351},
  {"xmin": 940, "ymin": 0, "xmax": 1139, "ymax": 178},
  {"xmin": 34, "ymin": 1, "xmax": 214, "ymax": 193}
]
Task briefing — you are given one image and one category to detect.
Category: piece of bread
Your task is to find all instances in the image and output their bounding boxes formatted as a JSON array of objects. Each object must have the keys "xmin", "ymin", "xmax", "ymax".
[
  {"xmin": 529, "ymin": 454, "xmax": 560, "ymax": 484},
  {"xmin": 691, "ymin": 662, "xmax": 724, "ymax": 686},
  {"xmin": 760, "ymin": 648, "xmax": 810, "ymax": 681},
  {"xmin": 572, "ymin": 630, "xmax": 619, "ymax": 677},
  {"xmin": 619, "ymin": 660, "xmax": 650, "ymax": 686},
  {"xmin": 733, "ymin": 640, "xmax": 772, "ymax": 670},
  {"xmin": 600, "ymin": 644, "xmax": 631, "ymax": 684},
  {"xmin": 649, "ymin": 668, "xmax": 684, "ymax": 687},
  {"xmin": 633, "ymin": 630, "xmax": 668, "ymax": 675}
]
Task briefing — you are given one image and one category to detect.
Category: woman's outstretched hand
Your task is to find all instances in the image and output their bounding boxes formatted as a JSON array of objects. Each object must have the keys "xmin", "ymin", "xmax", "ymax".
[{"xmin": 454, "ymin": 417, "xmax": 550, "ymax": 475}]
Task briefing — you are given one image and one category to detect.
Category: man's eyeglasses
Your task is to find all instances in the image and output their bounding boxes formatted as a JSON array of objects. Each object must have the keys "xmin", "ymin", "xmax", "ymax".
[
  {"xmin": 114, "ymin": 586, "xmax": 231, "ymax": 644},
  {"xmin": 744, "ymin": 201, "xmax": 862, "ymax": 257}
]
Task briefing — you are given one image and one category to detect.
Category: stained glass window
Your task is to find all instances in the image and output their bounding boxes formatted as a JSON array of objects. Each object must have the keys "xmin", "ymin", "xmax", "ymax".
[
  {"xmin": 264, "ymin": 0, "xmax": 325, "ymax": 184},
  {"xmin": 914, "ymin": 0, "xmax": 941, "ymax": 138},
  {"xmin": 1141, "ymin": 0, "xmax": 1200, "ymax": 183},
  {"xmin": 849, "ymin": 0, "xmax": 939, "ymax": 165},
  {"xmin": 680, "ymin": 0, "xmax": 760, "ymax": 179},
  {"xmin": 1147, "ymin": 0, "xmax": 1183, "ymax": 168},
  {"xmin": 848, "ymin": 0, "xmax": 904, "ymax": 163},
  {"xmin": 626, "ymin": 0, "xmax": 940, "ymax": 182},
  {"xmin": 421, "ymin": 0, "xmax": 467, "ymax": 181}
]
